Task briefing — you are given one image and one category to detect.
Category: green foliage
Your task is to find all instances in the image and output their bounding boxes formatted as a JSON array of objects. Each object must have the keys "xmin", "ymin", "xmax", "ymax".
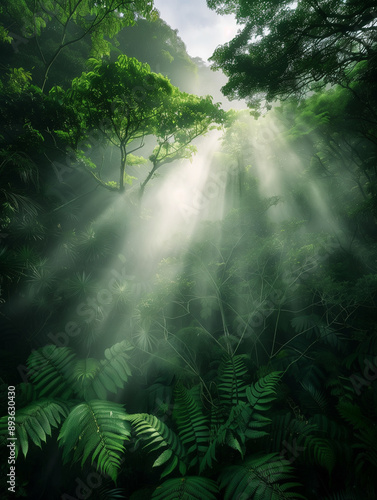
[
  {"xmin": 0, "ymin": 399, "xmax": 69, "ymax": 458},
  {"xmin": 152, "ymin": 476, "xmax": 219, "ymax": 500},
  {"xmin": 217, "ymin": 354, "xmax": 248, "ymax": 406},
  {"xmin": 219, "ymin": 453, "xmax": 305, "ymax": 500},
  {"xmin": 208, "ymin": 0, "xmax": 377, "ymax": 110},
  {"xmin": 74, "ymin": 340, "xmax": 133, "ymax": 399},
  {"xmin": 304, "ymin": 436, "xmax": 336, "ymax": 475},
  {"xmin": 200, "ymin": 371, "xmax": 282, "ymax": 473},
  {"xmin": 2, "ymin": 0, "xmax": 154, "ymax": 90},
  {"xmin": 2, "ymin": 0, "xmax": 377, "ymax": 497},
  {"xmin": 27, "ymin": 345, "xmax": 76, "ymax": 399},
  {"xmin": 58, "ymin": 400, "xmax": 130, "ymax": 481},
  {"xmin": 63, "ymin": 54, "xmax": 224, "ymax": 193},
  {"xmin": 126, "ymin": 413, "xmax": 187, "ymax": 478},
  {"xmin": 173, "ymin": 385, "xmax": 209, "ymax": 468}
]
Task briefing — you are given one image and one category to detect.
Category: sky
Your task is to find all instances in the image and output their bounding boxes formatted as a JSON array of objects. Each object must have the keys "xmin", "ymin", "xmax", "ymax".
[{"xmin": 153, "ymin": 0, "xmax": 239, "ymax": 62}]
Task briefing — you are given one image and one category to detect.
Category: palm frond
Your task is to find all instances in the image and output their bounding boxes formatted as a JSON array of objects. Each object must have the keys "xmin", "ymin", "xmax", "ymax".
[
  {"xmin": 27, "ymin": 259, "xmax": 56, "ymax": 294},
  {"xmin": 58, "ymin": 400, "xmax": 130, "ymax": 482},
  {"xmin": 76, "ymin": 225, "xmax": 113, "ymax": 262},
  {"xmin": 1, "ymin": 190, "xmax": 41, "ymax": 217},
  {"xmin": 13, "ymin": 215, "xmax": 46, "ymax": 240},
  {"xmin": 61, "ymin": 271, "xmax": 97, "ymax": 299},
  {"xmin": 13, "ymin": 245, "xmax": 40, "ymax": 269}
]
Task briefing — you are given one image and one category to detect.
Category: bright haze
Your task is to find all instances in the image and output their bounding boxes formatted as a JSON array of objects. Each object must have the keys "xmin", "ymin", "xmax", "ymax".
[{"xmin": 153, "ymin": 0, "xmax": 239, "ymax": 62}]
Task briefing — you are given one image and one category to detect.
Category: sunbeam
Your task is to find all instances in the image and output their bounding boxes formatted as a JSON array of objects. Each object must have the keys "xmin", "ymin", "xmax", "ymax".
[{"xmin": 2, "ymin": 1, "xmax": 377, "ymax": 498}]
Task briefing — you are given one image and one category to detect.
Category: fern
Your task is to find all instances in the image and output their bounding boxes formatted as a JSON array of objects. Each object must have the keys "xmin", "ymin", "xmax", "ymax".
[
  {"xmin": 304, "ymin": 436, "xmax": 336, "ymax": 474},
  {"xmin": 310, "ymin": 414, "xmax": 348, "ymax": 441},
  {"xmin": 0, "ymin": 398, "xmax": 69, "ymax": 458},
  {"xmin": 298, "ymin": 382, "xmax": 328, "ymax": 414},
  {"xmin": 217, "ymin": 354, "xmax": 249, "ymax": 407},
  {"xmin": 152, "ymin": 476, "xmax": 219, "ymax": 500},
  {"xmin": 27, "ymin": 345, "xmax": 76, "ymax": 398},
  {"xmin": 245, "ymin": 371, "xmax": 282, "ymax": 428},
  {"xmin": 269, "ymin": 412, "xmax": 314, "ymax": 453},
  {"xmin": 337, "ymin": 401, "xmax": 370, "ymax": 430},
  {"xmin": 127, "ymin": 413, "xmax": 187, "ymax": 478},
  {"xmin": 173, "ymin": 384, "xmax": 209, "ymax": 468},
  {"xmin": 199, "ymin": 402, "xmax": 249, "ymax": 473},
  {"xmin": 220, "ymin": 453, "xmax": 306, "ymax": 500},
  {"xmin": 73, "ymin": 341, "xmax": 133, "ymax": 399},
  {"xmin": 58, "ymin": 400, "xmax": 130, "ymax": 481},
  {"xmin": 200, "ymin": 372, "xmax": 281, "ymax": 473}
]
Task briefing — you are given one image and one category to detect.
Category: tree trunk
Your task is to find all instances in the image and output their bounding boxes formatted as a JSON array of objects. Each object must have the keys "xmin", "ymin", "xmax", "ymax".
[{"xmin": 120, "ymin": 147, "xmax": 127, "ymax": 192}]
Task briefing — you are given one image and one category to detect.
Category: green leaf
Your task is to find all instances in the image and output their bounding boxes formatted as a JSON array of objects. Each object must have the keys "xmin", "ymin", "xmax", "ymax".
[
  {"xmin": 152, "ymin": 476, "xmax": 219, "ymax": 500},
  {"xmin": 0, "ymin": 399, "xmax": 69, "ymax": 458},
  {"xmin": 127, "ymin": 413, "xmax": 186, "ymax": 479},
  {"xmin": 58, "ymin": 400, "xmax": 130, "ymax": 482}
]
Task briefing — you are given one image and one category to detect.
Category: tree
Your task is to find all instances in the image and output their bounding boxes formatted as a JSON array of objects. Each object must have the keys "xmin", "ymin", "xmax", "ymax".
[
  {"xmin": 59, "ymin": 55, "xmax": 225, "ymax": 193},
  {"xmin": 0, "ymin": 0, "xmax": 155, "ymax": 91},
  {"xmin": 140, "ymin": 91, "xmax": 225, "ymax": 197},
  {"xmin": 207, "ymin": 0, "xmax": 377, "ymax": 110}
]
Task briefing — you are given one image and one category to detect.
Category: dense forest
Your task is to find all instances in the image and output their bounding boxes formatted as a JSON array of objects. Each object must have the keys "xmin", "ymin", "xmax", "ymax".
[{"xmin": 1, "ymin": 1, "xmax": 377, "ymax": 499}]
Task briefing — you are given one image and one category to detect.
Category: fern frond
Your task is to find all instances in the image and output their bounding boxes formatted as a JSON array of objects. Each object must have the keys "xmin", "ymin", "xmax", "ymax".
[
  {"xmin": 58, "ymin": 400, "xmax": 130, "ymax": 482},
  {"xmin": 269, "ymin": 412, "xmax": 314, "ymax": 453},
  {"xmin": 355, "ymin": 426, "xmax": 377, "ymax": 474},
  {"xmin": 299, "ymin": 382, "xmax": 328, "ymax": 413},
  {"xmin": 310, "ymin": 414, "xmax": 348, "ymax": 441},
  {"xmin": 152, "ymin": 476, "xmax": 219, "ymax": 500},
  {"xmin": 27, "ymin": 345, "xmax": 76, "ymax": 398},
  {"xmin": 173, "ymin": 384, "xmax": 209, "ymax": 468},
  {"xmin": 200, "ymin": 401, "xmax": 254, "ymax": 473},
  {"xmin": 337, "ymin": 401, "xmax": 370, "ymax": 430},
  {"xmin": 246, "ymin": 371, "xmax": 282, "ymax": 418},
  {"xmin": 127, "ymin": 413, "xmax": 187, "ymax": 478},
  {"xmin": 75, "ymin": 341, "xmax": 133, "ymax": 399},
  {"xmin": 0, "ymin": 399, "xmax": 69, "ymax": 458},
  {"xmin": 200, "ymin": 372, "xmax": 281, "ymax": 473},
  {"xmin": 304, "ymin": 436, "xmax": 336, "ymax": 474},
  {"xmin": 220, "ymin": 453, "xmax": 306, "ymax": 500},
  {"xmin": 217, "ymin": 354, "xmax": 249, "ymax": 406}
]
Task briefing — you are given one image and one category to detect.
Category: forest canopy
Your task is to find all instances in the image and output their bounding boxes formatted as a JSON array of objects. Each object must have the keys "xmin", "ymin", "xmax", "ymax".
[
  {"xmin": 207, "ymin": 0, "xmax": 377, "ymax": 110},
  {"xmin": 1, "ymin": 1, "xmax": 377, "ymax": 500}
]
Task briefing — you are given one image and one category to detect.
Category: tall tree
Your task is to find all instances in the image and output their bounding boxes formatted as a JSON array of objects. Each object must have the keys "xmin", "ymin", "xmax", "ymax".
[{"xmin": 58, "ymin": 55, "xmax": 225, "ymax": 193}]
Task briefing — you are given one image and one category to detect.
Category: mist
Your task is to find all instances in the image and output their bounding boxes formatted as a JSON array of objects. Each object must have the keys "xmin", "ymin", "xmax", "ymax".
[{"xmin": 1, "ymin": 2, "xmax": 377, "ymax": 499}]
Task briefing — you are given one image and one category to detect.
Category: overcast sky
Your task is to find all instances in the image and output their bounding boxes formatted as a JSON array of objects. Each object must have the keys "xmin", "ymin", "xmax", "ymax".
[{"xmin": 153, "ymin": 0, "xmax": 239, "ymax": 62}]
